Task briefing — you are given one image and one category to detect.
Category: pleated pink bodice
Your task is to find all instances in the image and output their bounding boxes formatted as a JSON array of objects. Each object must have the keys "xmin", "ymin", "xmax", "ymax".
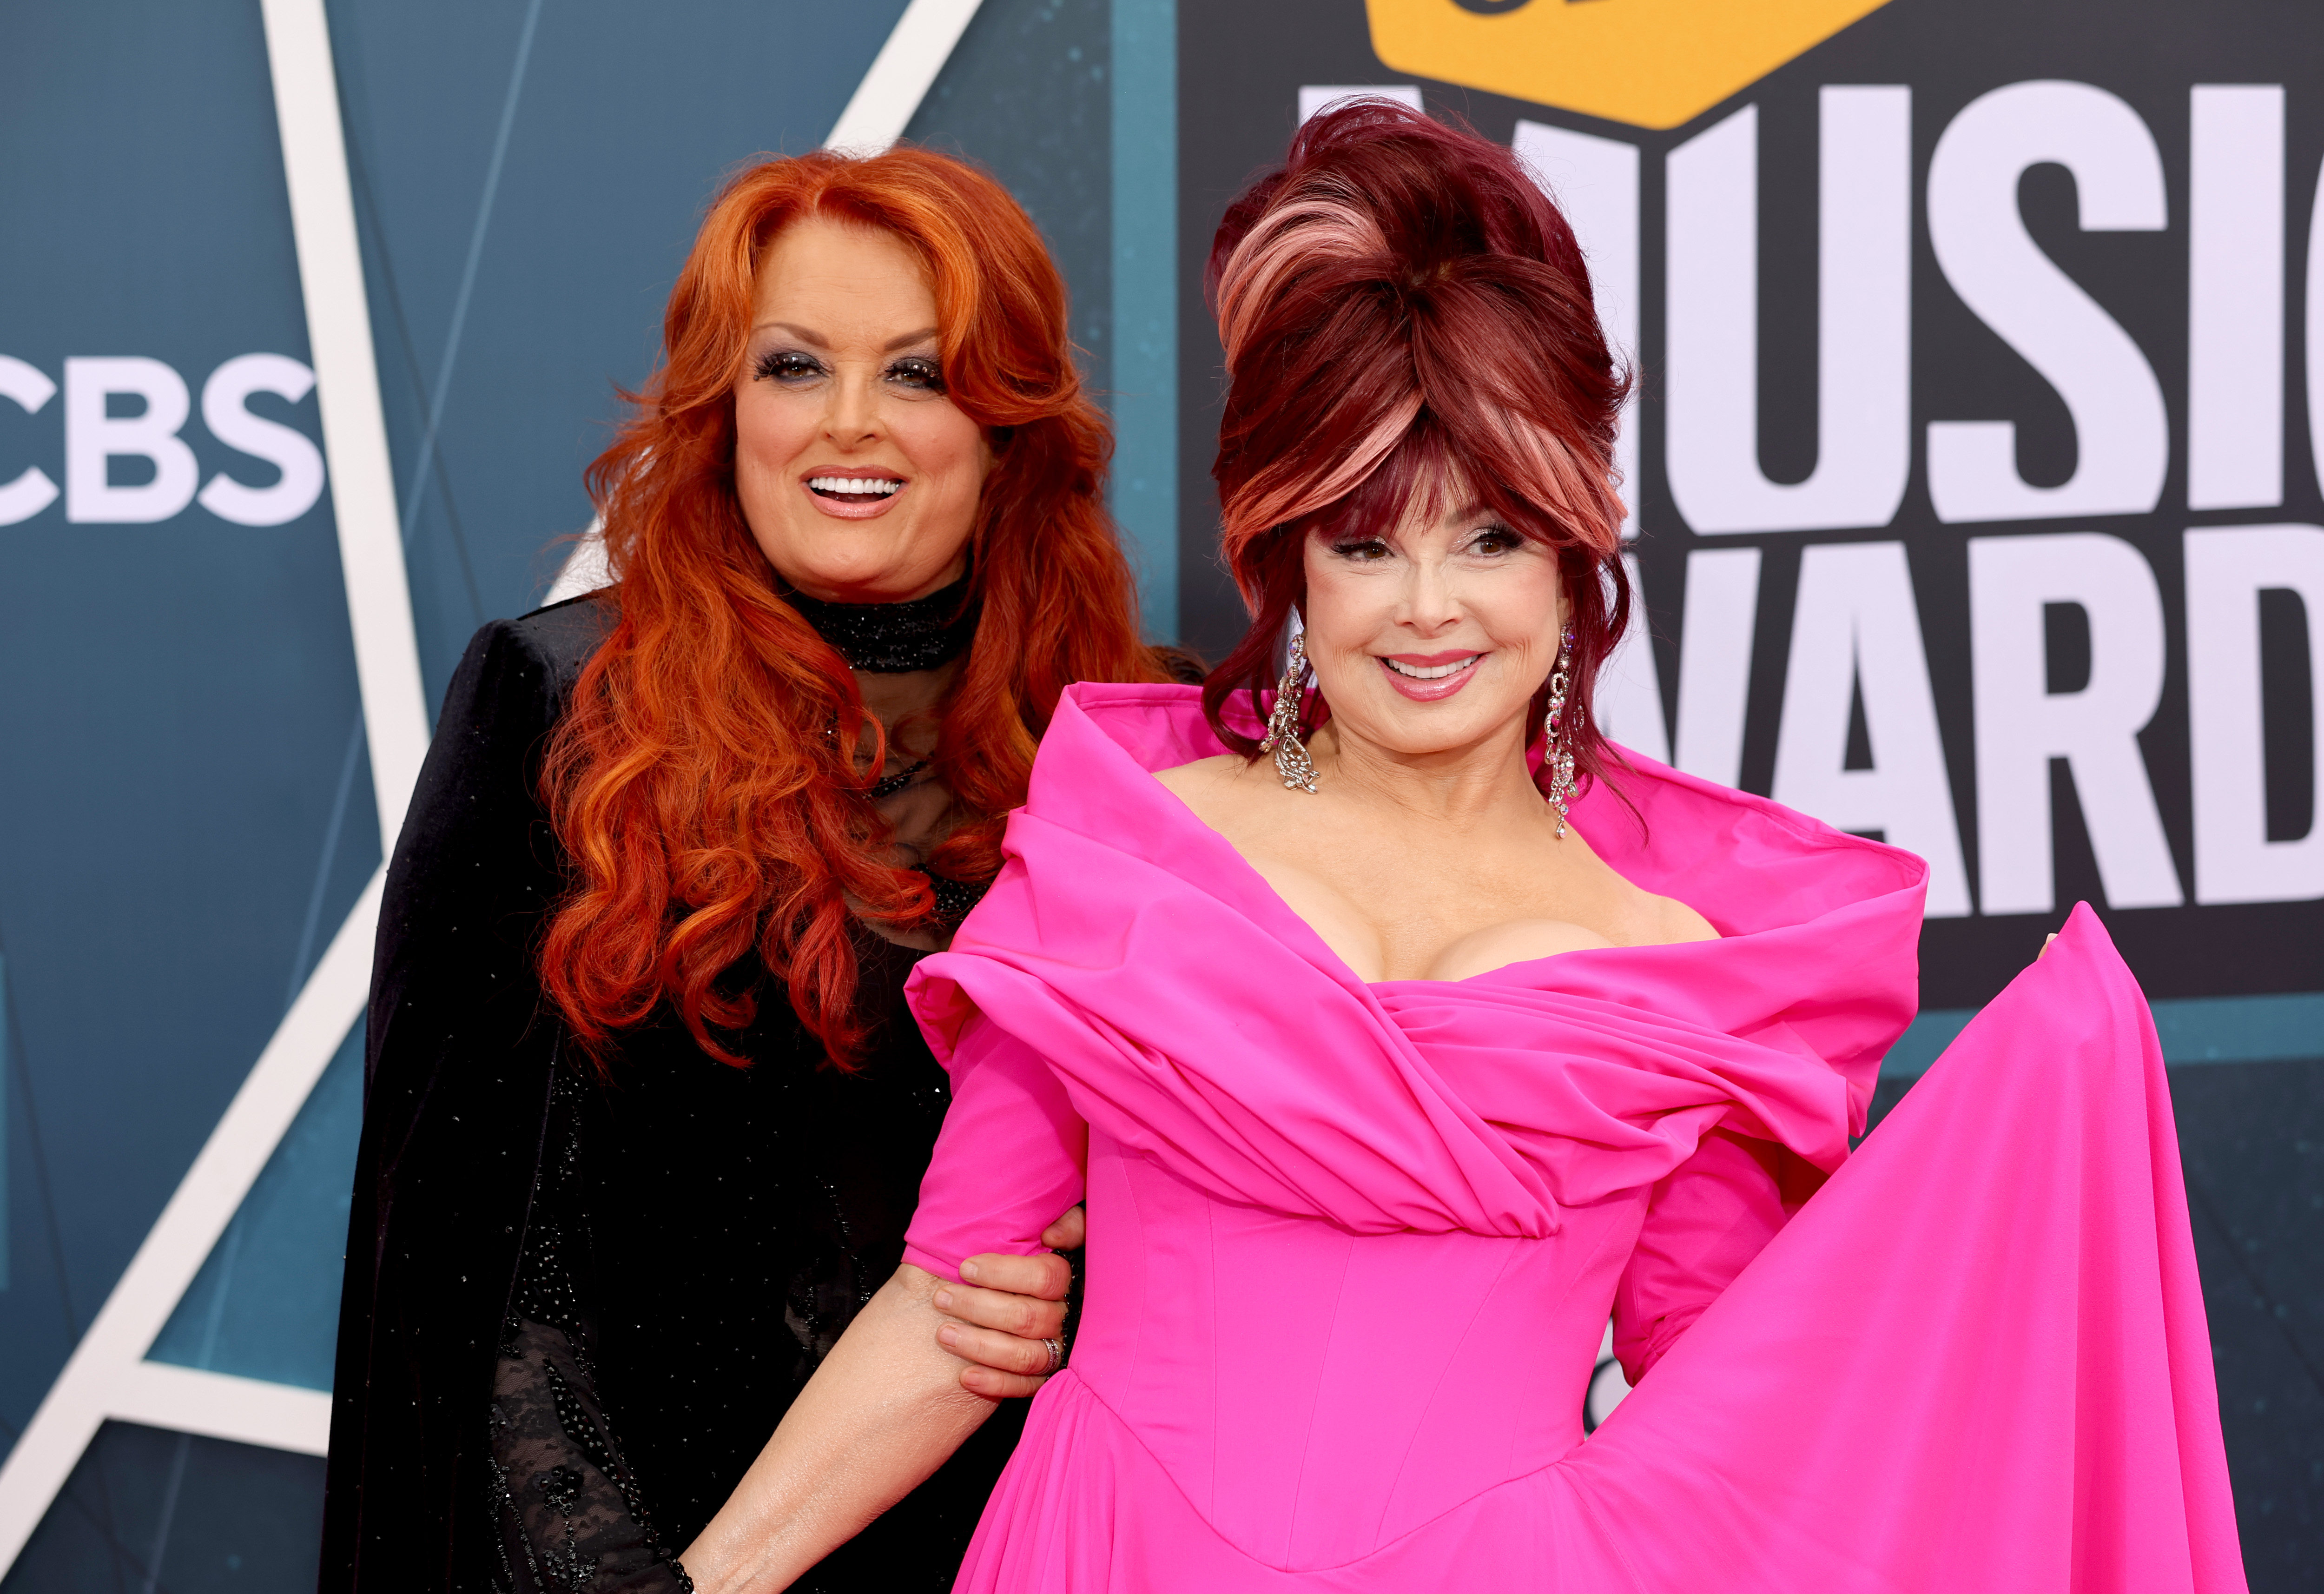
[{"xmin": 898, "ymin": 685, "xmax": 2243, "ymax": 1593}]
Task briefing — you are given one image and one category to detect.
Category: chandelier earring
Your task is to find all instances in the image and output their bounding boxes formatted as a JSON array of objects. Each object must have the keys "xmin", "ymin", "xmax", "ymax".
[
  {"xmin": 1542, "ymin": 626, "xmax": 1577, "ymax": 838},
  {"xmin": 1259, "ymin": 630, "xmax": 1320, "ymax": 794}
]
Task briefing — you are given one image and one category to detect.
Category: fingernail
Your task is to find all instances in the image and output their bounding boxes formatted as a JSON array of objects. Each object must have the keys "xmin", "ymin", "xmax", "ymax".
[
  {"xmin": 938, "ymin": 1324, "xmax": 959, "ymax": 1347},
  {"xmin": 959, "ymin": 1259, "xmax": 981, "ymax": 1282},
  {"xmin": 934, "ymin": 1290, "xmax": 954, "ymax": 1311}
]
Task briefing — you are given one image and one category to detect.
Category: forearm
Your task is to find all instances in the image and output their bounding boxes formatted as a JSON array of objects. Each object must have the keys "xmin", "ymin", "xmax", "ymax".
[{"xmin": 680, "ymin": 1264, "xmax": 998, "ymax": 1594}]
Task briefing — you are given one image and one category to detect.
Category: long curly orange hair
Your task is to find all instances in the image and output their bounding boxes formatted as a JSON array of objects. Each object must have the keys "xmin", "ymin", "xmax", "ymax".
[{"xmin": 540, "ymin": 148, "xmax": 1166, "ymax": 1068}]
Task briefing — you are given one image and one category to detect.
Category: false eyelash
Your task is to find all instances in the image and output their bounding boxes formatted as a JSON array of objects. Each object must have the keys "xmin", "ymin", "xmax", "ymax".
[{"xmin": 753, "ymin": 349, "xmax": 822, "ymax": 382}]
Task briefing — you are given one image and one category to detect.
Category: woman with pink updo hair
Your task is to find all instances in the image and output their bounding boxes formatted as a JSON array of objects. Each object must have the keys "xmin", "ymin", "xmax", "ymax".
[{"xmin": 677, "ymin": 102, "xmax": 2239, "ymax": 1594}]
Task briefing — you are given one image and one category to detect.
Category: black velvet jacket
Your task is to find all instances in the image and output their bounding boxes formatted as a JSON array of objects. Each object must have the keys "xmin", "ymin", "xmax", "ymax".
[{"xmin": 319, "ymin": 596, "xmax": 1024, "ymax": 1591}]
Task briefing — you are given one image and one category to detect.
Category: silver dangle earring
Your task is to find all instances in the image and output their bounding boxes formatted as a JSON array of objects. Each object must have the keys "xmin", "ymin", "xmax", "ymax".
[
  {"xmin": 1542, "ymin": 627, "xmax": 1577, "ymax": 838},
  {"xmin": 1259, "ymin": 631, "xmax": 1320, "ymax": 794}
]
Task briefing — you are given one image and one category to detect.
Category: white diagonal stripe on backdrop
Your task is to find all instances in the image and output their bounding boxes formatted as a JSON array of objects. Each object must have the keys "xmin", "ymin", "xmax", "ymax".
[
  {"xmin": 825, "ymin": 0, "xmax": 986, "ymax": 152},
  {"xmin": 109, "ymin": 1363, "xmax": 334, "ymax": 1459},
  {"xmin": 0, "ymin": 870, "xmax": 380, "ymax": 1569},
  {"xmin": 261, "ymin": 0, "xmax": 431, "ymax": 847},
  {"xmin": 0, "ymin": 0, "xmax": 416, "ymax": 1565}
]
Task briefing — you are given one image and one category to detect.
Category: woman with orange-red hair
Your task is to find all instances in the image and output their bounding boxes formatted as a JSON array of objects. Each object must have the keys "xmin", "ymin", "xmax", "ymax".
[{"xmin": 320, "ymin": 147, "xmax": 1180, "ymax": 1593}]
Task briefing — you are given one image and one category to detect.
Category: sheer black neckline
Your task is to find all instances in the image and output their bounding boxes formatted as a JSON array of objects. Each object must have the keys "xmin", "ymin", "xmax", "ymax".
[{"xmin": 786, "ymin": 575, "xmax": 978, "ymax": 673}]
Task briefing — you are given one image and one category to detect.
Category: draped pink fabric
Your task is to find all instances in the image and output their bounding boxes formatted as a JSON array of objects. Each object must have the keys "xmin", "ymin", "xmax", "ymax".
[{"xmin": 902, "ymin": 683, "xmax": 2245, "ymax": 1592}]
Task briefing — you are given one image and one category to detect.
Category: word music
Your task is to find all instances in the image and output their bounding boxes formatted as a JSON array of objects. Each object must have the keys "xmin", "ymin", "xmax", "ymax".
[{"xmin": 1576, "ymin": 80, "xmax": 2324, "ymax": 918}]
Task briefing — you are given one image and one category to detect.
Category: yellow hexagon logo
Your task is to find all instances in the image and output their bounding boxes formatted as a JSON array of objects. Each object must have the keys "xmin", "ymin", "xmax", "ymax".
[{"xmin": 1366, "ymin": 0, "xmax": 1895, "ymax": 131}]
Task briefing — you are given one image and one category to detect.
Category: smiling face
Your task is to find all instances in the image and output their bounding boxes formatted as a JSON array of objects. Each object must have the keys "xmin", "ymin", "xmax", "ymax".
[
  {"xmin": 733, "ymin": 216, "xmax": 994, "ymax": 602},
  {"xmin": 1300, "ymin": 476, "xmax": 1569, "ymax": 762}
]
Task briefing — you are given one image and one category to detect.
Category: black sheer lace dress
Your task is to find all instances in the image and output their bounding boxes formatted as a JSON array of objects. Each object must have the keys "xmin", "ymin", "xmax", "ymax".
[{"xmin": 322, "ymin": 582, "xmax": 1043, "ymax": 1594}]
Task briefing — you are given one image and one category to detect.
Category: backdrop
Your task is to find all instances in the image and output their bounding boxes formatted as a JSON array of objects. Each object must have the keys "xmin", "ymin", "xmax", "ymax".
[{"xmin": 0, "ymin": 1, "xmax": 2313, "ymax": 1588}]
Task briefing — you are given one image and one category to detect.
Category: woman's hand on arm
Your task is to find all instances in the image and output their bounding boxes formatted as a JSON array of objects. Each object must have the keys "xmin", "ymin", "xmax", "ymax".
[
  {"xmin": 679, "ymin": 1263, "xmax": 997, "ymax": 1594},
  {"xmin": 941, "ymin": 1205, "xmax": 1084, "ymax": 1397}
]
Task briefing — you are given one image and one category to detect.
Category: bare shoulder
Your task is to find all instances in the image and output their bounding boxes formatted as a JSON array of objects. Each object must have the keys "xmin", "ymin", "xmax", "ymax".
[
  {"xmin": 1153, "ymin": 753, "xmax": 1260, "ymax": 813},
  {"xmin": 1565, "ymin": 824, "xmax": 1721, "ymax": 948},
  {"xmin": 1651, "ymin": 892, "xmax": 1720, "ymax": 946}
]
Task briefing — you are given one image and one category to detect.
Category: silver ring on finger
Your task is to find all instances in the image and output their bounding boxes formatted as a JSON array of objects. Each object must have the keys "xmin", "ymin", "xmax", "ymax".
[{"xmin": 1040, "ymin": 1336, "xmax": 1065, "ymax": 1375}]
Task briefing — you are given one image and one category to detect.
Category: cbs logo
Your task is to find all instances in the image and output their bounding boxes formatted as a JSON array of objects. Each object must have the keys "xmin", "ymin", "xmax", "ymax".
[{"xmin": 0, "ymin": 353, "xmax": 324, "ymax": 528}]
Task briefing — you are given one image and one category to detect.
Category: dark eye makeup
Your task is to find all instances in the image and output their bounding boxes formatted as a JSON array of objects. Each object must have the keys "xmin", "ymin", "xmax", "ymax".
[
  {"xmin": 750, "ymin": 348, "xmax": 947, "ymax": 392},
  {"xmin": 1324, "ymin": 523, "xmax": 1525, "ymax": 562},
  {"xmin": 753, "ymin": 349, "xmax": 824, "ymax": 384}
]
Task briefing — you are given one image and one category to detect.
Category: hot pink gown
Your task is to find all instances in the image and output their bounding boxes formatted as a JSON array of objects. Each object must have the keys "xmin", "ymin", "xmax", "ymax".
[{"xmin": 900, "ymin": 684, "xmax": 2245, "ymax": 1593}]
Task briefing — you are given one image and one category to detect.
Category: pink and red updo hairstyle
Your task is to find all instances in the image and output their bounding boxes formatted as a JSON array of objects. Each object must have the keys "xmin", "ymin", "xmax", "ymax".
[{"xmin": 1200, "ymin": 100, "xmax": 1633, "ymax": 798}]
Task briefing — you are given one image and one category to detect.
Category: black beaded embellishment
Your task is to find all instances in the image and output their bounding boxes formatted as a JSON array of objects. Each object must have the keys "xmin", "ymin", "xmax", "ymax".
[
  {"xmin": 786, "ymin": 575, "xmax": 979, "ymax": 673},
  {"xmin": 866, "ymin": 756, "xmax": 930, "ymax": 800},
  {"xmin": 914, "ymin": 867, "xmax": 990, "ymax": 926},
  {"xmin": 484, "ymin": 1066, "xmax": 696, "ymax": 1593}
]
